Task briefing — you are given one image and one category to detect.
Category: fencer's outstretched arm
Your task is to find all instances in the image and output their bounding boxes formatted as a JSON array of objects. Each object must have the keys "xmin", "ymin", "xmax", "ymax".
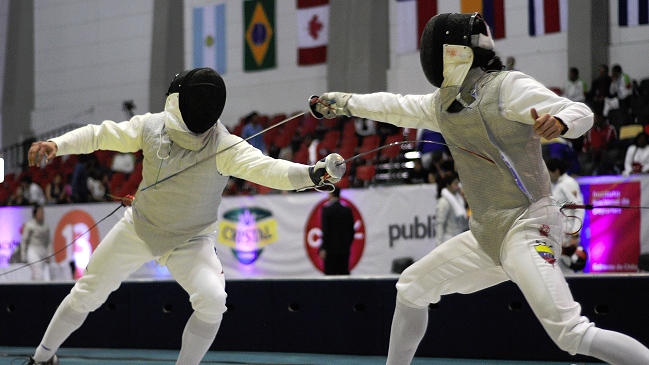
[
  {"xmin": 215, "ymin": 134, "xmax": 340, "ymax": 190},
  {"xmin": 28, "ymin": 116, "xmax": 147, "ymax": 166},
  {"xmin": 313, "ymin": 92, "xmax": 441, "ymax": 132},
  {"xmin": 312, "ymin": 72, "xmax": 593, "ymax": 140}
]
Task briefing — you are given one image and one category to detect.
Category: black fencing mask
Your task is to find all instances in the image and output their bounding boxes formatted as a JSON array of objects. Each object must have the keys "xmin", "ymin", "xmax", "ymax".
[
  {"xmin": 166, "ymin": 68, "xmax": 226, "ymax": 134},
  {"xmin": 419, "ymin": 13, "xmax": 493, "ymax": 88}
]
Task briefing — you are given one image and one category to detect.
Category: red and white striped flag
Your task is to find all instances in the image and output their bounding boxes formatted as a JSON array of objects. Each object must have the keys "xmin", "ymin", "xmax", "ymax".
[
  {"xmin": 297, "ymin": 0, "xmax": 329, "ymax": 65},
  {"xmin": 395, "ymin": 0, "xmax": 437, "ymax": 54},
  {"xmin": 528, "ymin": 0, "xmax": 568, "ymax": 36}
]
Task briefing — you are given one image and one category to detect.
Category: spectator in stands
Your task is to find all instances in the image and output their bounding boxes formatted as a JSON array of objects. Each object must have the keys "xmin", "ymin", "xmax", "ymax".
[
  {"xmin": 417, "ymin": 130, "xmax": 450, "ymax": 171},
  {"xmin": 241, "ymin": 111, "xmax": 267, "ymax": 155},
  {"xmin": 434, "ymin": 171, "xmax": 469, "ymax": 244},
  {"xmin": 542, "ymin": 137, "xmax": 581, "ymax": 176},
  {"xmin": 546, "ymin": 158, "xmax": 586, "ymax": 275},
  {"xmin": 20, "ymin": 204, "xmax": 52, "ymax": 281},
  {"xmin": 604, "ymin": 64, "xmax": 634, "ymax": 119},
  {"xmin": 111, "ymin": 152, "xmax": 135, "ymax": 174},
  {"xmin": 427, "ymin": 150, "xmax": 454, "ymax": 184},
  {"xmin": 587, "ymin": 64, "xmax": 612, "ymax": 115},
  {"xmin": 70, "ymin": 154, "xmax": 90, "ymax": 203},
  {"xmin": 405, "ymin": 159, "xmax": 428, "ymax": 184},
  {"xmin": 319, "ymin": 188, "xmax": 355, "ymax": 275},
  {"xmin": 581, "ymin": 113, "xmax": 618, "ymax": 175},
  {"xmin": 87, "ymin": 170, "xmax": 109, "ymax": 202},
  {"xmin": 563, "ymin": 67, "xmax": 587, "ymax": 102},
  {"xmin": 354, "ymin": 117, "xmax": 376, "ymax": 147},
  {"xmin": 7, "ymin": 185, "xmax": 30, "ymax": 206},
  {"xmin": 21, "ymin": 175, "xmax": 46, "ymax": 206},
  {"xmin": 45, "ymin": 172, "xmax": 72, "ymax": 204},
  {"xmin": 622, "ymin": 131, "xmax": 649, "ymax": 176}
]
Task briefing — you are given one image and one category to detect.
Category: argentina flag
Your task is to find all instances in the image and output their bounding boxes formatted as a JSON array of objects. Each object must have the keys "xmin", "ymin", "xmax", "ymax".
[{"xmin": 193, "ymin": 4, "xmax": 226, "ymax": 74}]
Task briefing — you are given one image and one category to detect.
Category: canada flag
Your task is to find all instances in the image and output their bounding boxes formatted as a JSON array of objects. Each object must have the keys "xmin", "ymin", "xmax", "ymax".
[{"xmin": 297, "ymin": 0, "xmax": 329, "ymax": 65}]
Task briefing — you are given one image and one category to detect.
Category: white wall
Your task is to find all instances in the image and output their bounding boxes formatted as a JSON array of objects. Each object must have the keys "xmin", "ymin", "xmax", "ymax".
[
  {"xmin": 183, "ymin": 0, "xmax": 327, "ymax": 127},
  {"xmin": 609, "ymin": 1, "xmax": 649, "ymax": 81},
  {"xmin": 386, "ymin": 0, "xmax": 570, "ymax": 94},
  {"xmin": 24, "ymin": 0, "xmax": 649, "ymax": 139},
  {"xmin": 0, "ymin": 0, "xmax": 8, "ymax": 145},
  {"xmin": 31, "ymin": 0, "xmax": 154, "ymax": 132}
]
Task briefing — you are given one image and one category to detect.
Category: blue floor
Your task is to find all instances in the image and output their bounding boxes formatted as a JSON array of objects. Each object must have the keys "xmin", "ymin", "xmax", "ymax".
[{"xmin": 0, "ymin": 347, "xmax": 600, "ymax": 365}]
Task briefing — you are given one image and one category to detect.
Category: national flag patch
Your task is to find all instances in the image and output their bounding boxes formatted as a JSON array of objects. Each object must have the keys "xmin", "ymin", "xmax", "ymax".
[{"xmin": 535, "ymin": 241, "xmax": 556, "ymax": 266}]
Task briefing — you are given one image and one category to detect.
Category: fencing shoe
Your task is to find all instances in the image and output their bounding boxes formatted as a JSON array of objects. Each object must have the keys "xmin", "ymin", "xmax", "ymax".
[{"xmin": 26, "ymin": 355, "xmax": 59, "ymax": 365}]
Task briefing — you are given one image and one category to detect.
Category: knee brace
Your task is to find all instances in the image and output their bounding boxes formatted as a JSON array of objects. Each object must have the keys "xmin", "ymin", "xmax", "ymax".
[{"xmin": 191, "ymin": 287, "xmax": 228, "ymax": 324}]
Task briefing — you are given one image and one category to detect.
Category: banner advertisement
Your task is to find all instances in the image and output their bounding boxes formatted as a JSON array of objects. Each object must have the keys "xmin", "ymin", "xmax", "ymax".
[
  {"xmin": 0, "ymin": 185, "xmax": 438, "ymax": 281},
  {"xmin": 577, "ymin": 175, "xmax": 648, "ymax": 273},
  {"xmin": 215, "ymin": 184, "xmax": 438, "ymax": 278},
  {"xmin": 2, "ymin": 176, "xmax": 648, "ymax": 281}
]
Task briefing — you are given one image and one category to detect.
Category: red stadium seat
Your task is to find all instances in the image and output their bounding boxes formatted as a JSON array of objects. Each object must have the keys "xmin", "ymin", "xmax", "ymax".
[
  {"xmin": 357, "ymin": 135, "xmax": 381, "ymax": 162},
  {"xmin": 292, "ymin": 145, "xmax": 310, "ymax": 164},
  {"xmin": 354, "ymin": 164, "xmax": 376, "ymax": 186},
  {"xmin": 381, "ymin": 133, "xmax": 404, "ymax": 160}
]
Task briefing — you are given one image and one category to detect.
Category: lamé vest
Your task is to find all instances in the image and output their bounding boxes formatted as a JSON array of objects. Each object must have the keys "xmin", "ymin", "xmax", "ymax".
[
  {"xmin": 132, "ymin": 113, "xmax": 229, "ymax": 255},
  {"xmin": 436, "ymin": 71, "xmax": 552, "ymax": 264}
]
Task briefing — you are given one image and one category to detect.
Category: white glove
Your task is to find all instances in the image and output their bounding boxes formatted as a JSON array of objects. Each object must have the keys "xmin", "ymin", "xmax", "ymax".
[
  {"xmin": 309, "ymin": 155, "xmax": 342, "ymax": 186},
  {"xmin": 308, "ymin": 93, "xmax": 352, "ymax": 119}
]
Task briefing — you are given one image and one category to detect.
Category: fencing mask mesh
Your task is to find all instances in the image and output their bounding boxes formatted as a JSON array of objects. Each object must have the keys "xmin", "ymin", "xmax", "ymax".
[{"xmin": 166, "ymin": 67, "xmax": 226, "ymax": 134}]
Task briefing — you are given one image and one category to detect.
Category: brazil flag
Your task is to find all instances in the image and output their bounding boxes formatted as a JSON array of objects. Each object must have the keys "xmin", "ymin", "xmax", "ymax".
[{"xmin": 244, "ymin": 0, "xmax": 276, "ymax": 71}]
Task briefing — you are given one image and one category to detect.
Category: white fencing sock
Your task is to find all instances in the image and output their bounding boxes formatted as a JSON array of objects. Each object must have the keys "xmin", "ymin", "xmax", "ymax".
[
  {"xmin": 33, "ymin": 294, "xmax": 88, "ymax": 362},
  {"xmin": 386, "ymin": 295, "xmax": 429, "ymax": 365},
  {"xmin": 578, "ymin": 327, "xmax": 649, "ymax": 365},
  {"xmin": 176, "ymin": 313, "xmax": 221, "ymax": 365}
]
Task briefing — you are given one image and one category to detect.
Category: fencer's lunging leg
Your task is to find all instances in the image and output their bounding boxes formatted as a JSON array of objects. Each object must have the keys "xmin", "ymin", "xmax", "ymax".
[
  {"xmin": 577, "ymin": 327, "xmax": 649, "ymax": 365},
  {"xmin": 32, "ymin": 295, "xmax": 88, "ymax": 362},
  {"xmin": 165, "ymin": 236, "xmax": 227, "ymax": 365},
  {"xmin": 176, "ymin": 312, "xmax": 222, "ymax": 365},
  {"xmin": 386, "ymin": 295, "xmax": 428, "ymax": 365}
]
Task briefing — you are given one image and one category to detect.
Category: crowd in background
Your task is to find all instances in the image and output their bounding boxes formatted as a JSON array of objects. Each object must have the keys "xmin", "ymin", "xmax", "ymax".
[{"xmin": 1, "ymin": 63, "xmax": 649, "ymax": 206}]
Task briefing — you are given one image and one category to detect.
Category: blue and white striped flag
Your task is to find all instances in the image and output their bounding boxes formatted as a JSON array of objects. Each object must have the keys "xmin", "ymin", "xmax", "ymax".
[{"xmin": 193, "ymin": 4, "xmax": 226, "ymax": 74}]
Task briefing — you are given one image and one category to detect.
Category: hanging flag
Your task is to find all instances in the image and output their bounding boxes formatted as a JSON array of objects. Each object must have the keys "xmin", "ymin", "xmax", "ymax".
[
  {"xmin": 297, "ymin": 0, "xmax": 329, "ymax": 65},
  {"xmin": 528, "ymin": 0, "xmax": 568, "ymax": 36},
  {"xmin": 618, "ymin": 0, "xmax": 649, "ymax": 26},
  {"xmin": 395, "ymin": 0, "xmax": 437, "ymax": 54},
  {"xmin": 460, "ymin": 0, "xmax": 505, "ymax": 39},
  {"xmin": 193, "ymin": 4, "xmax": 227, "ymax": 74},
  {"xmin": 244, "ymin": 0, "xmax": 276, "ymax": 71}
]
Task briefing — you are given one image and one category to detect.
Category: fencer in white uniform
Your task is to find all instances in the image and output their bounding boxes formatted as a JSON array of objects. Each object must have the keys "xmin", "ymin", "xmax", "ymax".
[
  {"xmin": 546, "ymin": 158, "xmax": 587, "ymax": 274},
  {"xmin": 26, "ymin": 68, "xmax": 339, "ymax": 365},
  {"xmin": 20, "ymin": 205, "xmax": 52, "ymax": 281},
  {"xmin": 310, "ymin": 12, "xmax": 649, "ymax": 365}
]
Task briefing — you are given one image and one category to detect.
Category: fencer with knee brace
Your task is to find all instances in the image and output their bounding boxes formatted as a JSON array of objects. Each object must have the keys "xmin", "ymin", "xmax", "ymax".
[{"xmin": 26, "ymin": 68, "xmax": 339, "ymax": 365}]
